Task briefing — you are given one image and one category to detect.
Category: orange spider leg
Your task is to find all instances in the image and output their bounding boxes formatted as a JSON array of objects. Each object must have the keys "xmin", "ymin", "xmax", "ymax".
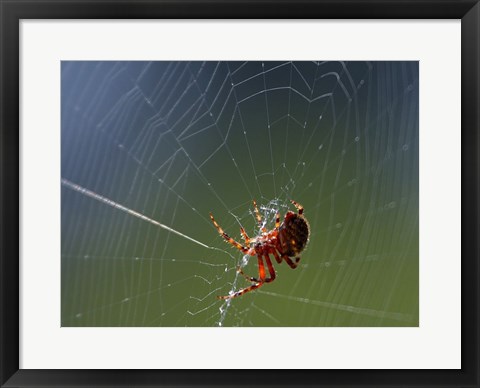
[
  {"xmin": 290, "ymin": 199, "xmax": 304, "ymax": 215},
  {"xmin": 263, "ymin": 254, "xmax": 276, "ymax": 283},
  {"xmin": 282, "ymin": 254, "xmax": 301, "ymax": 269},
  {"xmin": 219, "ymin": 254, "xmax": 278, "ymax": 300},
  {"xmin": 217, "ymin": 283, "xmax": 262, "ymax": 300},
  {"xmin": 272, "ymin": 249, "xmax": 282, "ymax": 264},
  {"xmin": 218, "ymin": 256, "xmax": 266, "ymax": 299},
  {"xmin": 209, "ymin": 213, "xmax": 249, "ymax": 254},
  {"xmin": 237, "ymin": 254, "xmax": 276, "ymax": 283},
  {"xmin": 275, "ymin": 212, "xmax": 281, "ymax": 229},
  {"xmin": 253, "ymin": 199, "xmax": 267, "ymax": 232},
  {"xmin": 237, "ymin": 266, "xmax": 258, "ymax": 282},
  {"xmin": 257, "ymin": 255, "xmax": 266, "ymax": 281},
  {"xmin": 240, "ymin": 226, "xmax": 251, "ymax": 245}
]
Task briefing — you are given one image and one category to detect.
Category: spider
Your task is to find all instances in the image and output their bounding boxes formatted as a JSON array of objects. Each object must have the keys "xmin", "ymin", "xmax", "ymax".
[{"xmin": 209, "ymin": 199, "xmax": 309, "ymax": 300}]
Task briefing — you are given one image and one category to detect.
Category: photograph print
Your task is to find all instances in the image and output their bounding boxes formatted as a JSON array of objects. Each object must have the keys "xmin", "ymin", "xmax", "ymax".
[{"xmin": 61, "ymin": 61, "xmax": 419, "ymax": 327}]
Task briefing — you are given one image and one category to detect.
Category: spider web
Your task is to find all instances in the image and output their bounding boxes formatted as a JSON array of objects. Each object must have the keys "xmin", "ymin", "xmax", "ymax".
[{"xmin": 61, "ymin": 61, "xmax": 419, "ymax": 327}]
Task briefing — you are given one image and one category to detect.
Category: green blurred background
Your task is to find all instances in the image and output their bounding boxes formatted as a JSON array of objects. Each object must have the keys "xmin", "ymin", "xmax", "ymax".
[{"xmin": 61, "ymin": 61, "xmax": 418, "ymax": 327}]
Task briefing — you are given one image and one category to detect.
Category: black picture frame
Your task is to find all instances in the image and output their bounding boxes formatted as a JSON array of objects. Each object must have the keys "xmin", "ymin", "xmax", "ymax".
[{"xmin": 1, "ymin": 1, "xmax": 478, "ymax": 387}]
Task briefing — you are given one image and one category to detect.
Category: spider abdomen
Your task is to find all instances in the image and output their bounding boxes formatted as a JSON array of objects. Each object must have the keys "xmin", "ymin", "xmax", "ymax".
[{"xmin": 277, "ymin": 212, "xmax": 310, "ymax": 257}]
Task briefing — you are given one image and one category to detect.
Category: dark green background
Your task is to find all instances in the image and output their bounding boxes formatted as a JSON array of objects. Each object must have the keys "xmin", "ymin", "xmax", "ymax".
[{"xmin": 61, "ymin": 61, "xmax": 419, "ymax": 327}]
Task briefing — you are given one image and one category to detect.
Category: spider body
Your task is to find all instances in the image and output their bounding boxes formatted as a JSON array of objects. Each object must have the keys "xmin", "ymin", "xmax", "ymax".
[
  {"xmin": 210, "ymin": 200, "xmax": 309, "ymax": 300},
  {"xmin": 277, "ymin": 211, "xmax": 310, "ymax": 257}
]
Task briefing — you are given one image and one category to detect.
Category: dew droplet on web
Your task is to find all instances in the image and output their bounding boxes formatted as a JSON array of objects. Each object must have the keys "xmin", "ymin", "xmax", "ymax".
[
  {"xmin": 318, "ymin": 144, "xmax": 323, "ymax": 150},
  {"xmin": 355, "ymin": 136, "xmax": 360, "ymax": 142}
]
